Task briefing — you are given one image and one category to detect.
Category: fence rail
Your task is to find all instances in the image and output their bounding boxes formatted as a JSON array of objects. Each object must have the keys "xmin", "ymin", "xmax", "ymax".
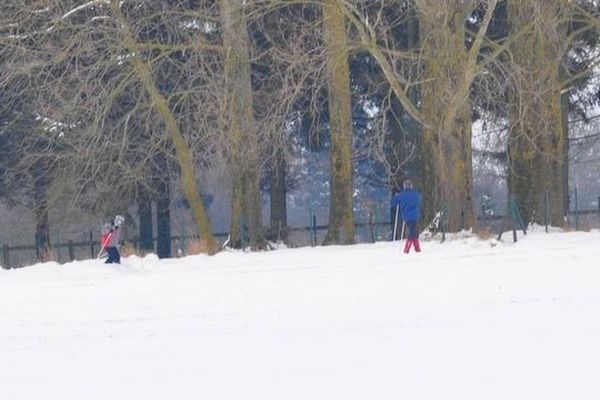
[
  {"xmin": 1, "ymin": 220, "xmax": 391, "ymax": 269},
  {"xmin": 2, "ymin": 208, "xmax": 599, "ymax": 269}
]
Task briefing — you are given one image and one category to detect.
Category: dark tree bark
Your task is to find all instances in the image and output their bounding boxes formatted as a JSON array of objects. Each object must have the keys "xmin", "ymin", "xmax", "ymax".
[
  {"xmin": 34, "ymin": 194, "xmax": 50, "ymax": 262},
  {"xmin": 385, "ymin": 94, "xmax": 422, "ymax": 192},
  {"xmin": 269, "ymin": 149, "xmax": 288, "ymax": 242},
  {"xmin": 229, "ymin": 171, "xmax": 244, "ymax": 249},
  {"xmin": 156, "ymin": 179, "xmax": 171, "ymax": 259},
  {"xmin": 386, "ymin": 3, "xmax": 422, "ymax": 192},
  {"xmin": 416, "ymin": 0, "xmax": 497, "ymax": 231},
  {"xmin": 507, "ymin": 0, "xmax": 569, "ymax": 226},
  {"xmin": 221, "ymin": 0, "xmax": 265, "ymax": 250},
  {"xmin": 322, "ymin": 0, "xmax": 355, "ymax": 245},
  {"xmin": 138, "ymin": 186, "xmax": 154, "ymax": 253},
  {"xmin": 32, "ymin": 160, "xmax": 51, "ymax": 262}
]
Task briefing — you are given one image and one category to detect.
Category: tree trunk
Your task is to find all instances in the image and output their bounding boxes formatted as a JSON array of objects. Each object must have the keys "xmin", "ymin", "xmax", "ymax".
[
  {"xmin": 561, "ymin": 89, "xmax": 570, "ymax": 215},
  {"xmin": 156, "ymin": 179, "xmax": 171, "ymax": 259},
  {"xmin": 244, "ymin": 166, "xmax": 264, "ymax": 250},
  {"xmin": 418, "ymin": 3, "xmax": 477, "ymax": 231},
  {"xmin": 385, "ymin": 93, "xmax": 422, "ymax": 191},
  {"xmin": 322, "ymin": 0, "xmax": 355, "ymax": 245},
  {"xmin": 34, "ymin": 195, "xmax": 50, "ymax": 262},
  {"xmin": 137, "ymin": 186, "xmax": 154, "ymax": 253},
  {"xmin": 229, "ymin": 171, "xmax": 244, "ymax": 248},
  {"xmin": 221, "ymin": 0, "xmax": 265, "ymax": 250},
  {"xmin": 385, "ymin": 8, "xmax": 421, "ymax": 191},
  {"xmin": 32, "ymin": 161, "xmax": 51, "ymax": 262},
  {"xmin": 400, "ymin": 8, "xmax": 423, "ymax": 189},
  {"xmin": 269, "ymin": 149, "xmax": 287, "ymax": 242},
  {"xmin": 507, "ymin": 1, "xmax": 569, "ymax": 226}
]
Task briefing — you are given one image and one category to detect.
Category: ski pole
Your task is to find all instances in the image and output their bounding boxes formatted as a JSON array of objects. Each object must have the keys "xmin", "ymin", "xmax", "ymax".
[
  {"xmin": 400, "ymin": 220, "xmax": 406, "ymax": 241},
  {"xmin": 392, "ymin": 205, "xmax": 400, "ymax": 241},
  {"xmin": 97, "ymin": 231, "xmax": 113, "ymax": 259}
]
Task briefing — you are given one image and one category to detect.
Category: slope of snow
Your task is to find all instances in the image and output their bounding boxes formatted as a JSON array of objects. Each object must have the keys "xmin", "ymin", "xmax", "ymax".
[{"xmin": 1, "ymin": 229, "xmax": 600, "ymax": 400}]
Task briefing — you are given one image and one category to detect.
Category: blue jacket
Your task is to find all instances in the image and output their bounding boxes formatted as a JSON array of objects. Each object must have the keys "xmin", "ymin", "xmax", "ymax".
[{"xmin": 391, "ymin": 189, "xmax": 422, "ymax": 222}]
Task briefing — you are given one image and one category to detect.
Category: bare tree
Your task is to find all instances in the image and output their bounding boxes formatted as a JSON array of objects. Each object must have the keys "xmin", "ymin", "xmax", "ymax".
[
  {"xmin": 321, "ymin": 0, "xmax": 355, "ymax": 244},
  {"xmin": 505, "ymin": 0, "xmax": 572, "ymax": 226},
  {"xmin": 1, "ymin": 1, "xmax": 225, "ymax": 252}
]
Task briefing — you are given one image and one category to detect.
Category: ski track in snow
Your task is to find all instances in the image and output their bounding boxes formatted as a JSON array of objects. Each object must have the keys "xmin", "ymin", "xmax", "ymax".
[{"xmin": 1, "ymin": 230, "xmax": 600, "ymax": 400}]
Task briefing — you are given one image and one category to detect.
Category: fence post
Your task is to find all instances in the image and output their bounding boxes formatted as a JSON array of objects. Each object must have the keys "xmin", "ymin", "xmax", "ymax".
[
  {"xmin": 68, "ymin": 240, "xmax": 75, "ymax": 262},
  {"xmin": 440, "ymin": 212, "xmax": 446, "ymax": 243},
  {"xmin": 511, "ymin": 202, "xmax": 517, "ymax": 242},
  {"xmin": 89, "ymin": 231, "xmax": 95, "ymax": 259},
  {"xmin": 368, "ymin": 212, "xmax": 375, "ymax": 243},
  {"xmin": 312, "ymin": 213, "xmax": 317, "ymax": 247},
  {"xmin": 373, "ymin": 210, "xmax": 379, "ymax": 241},
  {"xmin": 574, "ymin": 188, "xmax": 579, "ymax": 231},
  {"xmin": 2, "ymin": 244, "xmax": 9, "ymax": 269},
  {"xmin": 509, "ymin": 198, "xmax": 517, "ymax": 243},
  {"xmin": 56, "ymin": 231, "xmax": 61, "ymax": 263},
  {"xmin": 308, "ymin": 208, "xmax": 313, "ymax": 246},
  {"xmin": 240, "ymin": 216, "xmax": 246, "ymax": 249},
  {"xmin": 544, "ymin": 189, "xmax": 549, "ymax": 233}
]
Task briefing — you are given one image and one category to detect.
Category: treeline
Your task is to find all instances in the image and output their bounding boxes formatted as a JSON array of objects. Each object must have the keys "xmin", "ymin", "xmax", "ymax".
[{"xmin": 0, "ymin": 1, "xmax": 599, "ymax": 258}]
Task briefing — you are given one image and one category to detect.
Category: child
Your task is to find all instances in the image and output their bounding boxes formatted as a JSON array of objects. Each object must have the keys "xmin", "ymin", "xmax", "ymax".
[{"xmin": 101, "ymin": 215, "xmax": 125, "ymax": 263}]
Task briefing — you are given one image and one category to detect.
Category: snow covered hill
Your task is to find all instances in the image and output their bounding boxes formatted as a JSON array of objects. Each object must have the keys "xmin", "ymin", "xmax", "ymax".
[{"xmin": 1, "ymin": 229, "xmax": 600, "ymax": 400}]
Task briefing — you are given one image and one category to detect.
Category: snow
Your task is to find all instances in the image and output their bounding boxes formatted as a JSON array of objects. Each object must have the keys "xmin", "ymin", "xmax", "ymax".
[
  {"xmin": 1, "ymin": 229, "xmax": 600, "ymax": 400},
  {"xmin": 62, "ymin": 1, "xmax": 110, "ymax": 20}
]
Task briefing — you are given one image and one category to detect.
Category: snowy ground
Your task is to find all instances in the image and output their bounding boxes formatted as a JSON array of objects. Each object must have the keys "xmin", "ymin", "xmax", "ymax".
[{"xmin": 1, "ymin": 228, "xmax": 600, "ymax": 400}]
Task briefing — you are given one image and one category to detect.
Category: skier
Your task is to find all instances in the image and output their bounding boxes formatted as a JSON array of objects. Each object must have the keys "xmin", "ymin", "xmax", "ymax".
[
  {"xmin": 390, "ymin": 179, "xmax": 422, "ymax": 253},
  {"xmin": 101, "ymin": 215, "xmax": 125, "ymax": 264}
]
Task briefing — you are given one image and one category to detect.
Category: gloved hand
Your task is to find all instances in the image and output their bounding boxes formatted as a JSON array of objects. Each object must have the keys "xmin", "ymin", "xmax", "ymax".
[{"xmin": 114, "ymin": 215, "xmax": 125, "ymax": 226}]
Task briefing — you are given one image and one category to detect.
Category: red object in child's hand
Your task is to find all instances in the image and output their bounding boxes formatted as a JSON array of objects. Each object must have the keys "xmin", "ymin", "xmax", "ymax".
[{"xmin": 100, "ymin": 233, "xmax": 112, "ymax": 249}]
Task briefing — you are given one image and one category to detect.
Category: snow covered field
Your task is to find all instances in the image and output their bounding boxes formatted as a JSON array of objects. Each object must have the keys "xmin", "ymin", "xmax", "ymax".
[{"xmin": 1, "ymin": 229, "xmax": 600, "ymax": 400}]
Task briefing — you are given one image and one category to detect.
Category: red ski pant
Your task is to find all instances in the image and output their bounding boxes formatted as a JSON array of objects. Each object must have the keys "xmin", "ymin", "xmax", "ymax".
[{"xmin": 403, "ymin": 220, "xmax": 421, "ymax": 253}]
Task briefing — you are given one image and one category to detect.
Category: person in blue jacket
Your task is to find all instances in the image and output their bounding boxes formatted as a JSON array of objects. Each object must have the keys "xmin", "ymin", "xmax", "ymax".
[{"xmin": 390, "ymin": 179, "xmax": 422, "ymax": 253}]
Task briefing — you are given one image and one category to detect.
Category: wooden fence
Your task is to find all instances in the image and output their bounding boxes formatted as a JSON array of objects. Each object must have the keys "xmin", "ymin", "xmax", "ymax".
[
  {"xmin": 0, "ymin": 220, "xmax": 392, "ymax": 269},
  {"xmin": 2, "ymin": 208, "xmax": 599, "ymax": 269}
]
